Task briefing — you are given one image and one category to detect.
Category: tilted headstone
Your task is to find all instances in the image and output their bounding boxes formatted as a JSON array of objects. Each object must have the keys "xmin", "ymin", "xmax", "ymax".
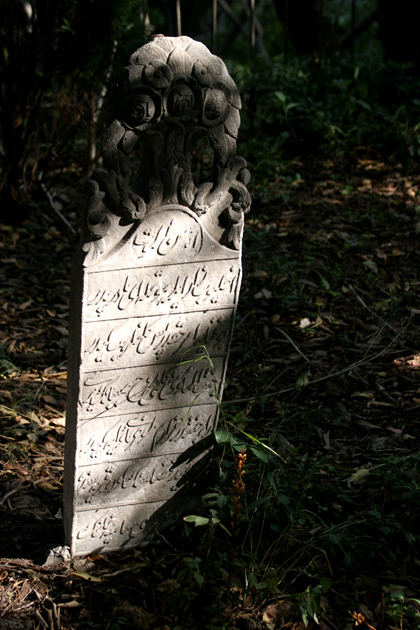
[{"xmin": 64, "ymin": 35, "xmax": 250, "ymax": 556}]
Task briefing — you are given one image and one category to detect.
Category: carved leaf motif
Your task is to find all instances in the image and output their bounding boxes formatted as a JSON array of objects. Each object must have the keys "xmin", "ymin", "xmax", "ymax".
[
  {"xmin": 121, "ymin": 130, "xmax": 139, "ymax": 155},
  {"xmin": 224, "ymin": 107, "xmax": 241, "ymax": 139},
  {"xmin": 148, "ymin": 179, "xmax": 164, "ymax": 210},
  {"xmin": 185, "ymin": 39, "xmax": 214, "ymax": 61},
  {"xmin": 225, "ymin": 222, "xmax": 243, "ymax": 250},
  {"xmin": 83, "ymin": 180, "xmax": 110, "ymax": 239},
  {"xmin": 179, "ymin": 173, "xmax": 196, "ymax": 206},
  {"xmin": 102, "ymin": 119, "xmax": 126, "ymax": 157},
  {"xmin": 167, "ymin": 46, "xmax": 193, "ymax": 76},
  {"xmin": 208, "ymin": 128, "xmax": 230, "ymax": 168},
  {"xmin": 229, "ymin": 180, "xmax": 252, "ymax": 214},
  {"xmin": 221, "ymin": 205, "xmax": 244, "ymax": 250},
  {"xmin": 161, "ymin": 159, "xmax": 183, "ymax": 204},
  {"xmin": 82, "ymin": 238, "xmax": 106, "ymax": 267},
  {"xmin": 130, "ymin": 41, "xmax": 167, "ymax": 66}
]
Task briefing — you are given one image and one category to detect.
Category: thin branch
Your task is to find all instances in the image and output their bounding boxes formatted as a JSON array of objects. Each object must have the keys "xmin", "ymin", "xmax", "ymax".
[
  {"xmin": 349, "ymin": 284, "xmax": 399, "ymax": 335},
  {"xmin": 41, "ymin": 183, "xmax": 77, "ymax": 237},
  {"xmin": 218, "ymin": 0, "xmax": 269, "ymax": 61},
  {"xmin": 274, "ymin": 326, "xmax": 314, "ymax": 365}
]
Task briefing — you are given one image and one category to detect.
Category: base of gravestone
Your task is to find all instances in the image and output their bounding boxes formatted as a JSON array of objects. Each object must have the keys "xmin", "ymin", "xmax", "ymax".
[{"xmin": 43, "ymin": 545, "xmax": 72, "ymax": 566}]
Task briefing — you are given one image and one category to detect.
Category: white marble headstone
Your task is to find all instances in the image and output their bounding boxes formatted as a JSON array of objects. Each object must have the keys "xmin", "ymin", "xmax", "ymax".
[{"xmin": 64, "ymin": 36, "xmax": 250, "ymax": 556}]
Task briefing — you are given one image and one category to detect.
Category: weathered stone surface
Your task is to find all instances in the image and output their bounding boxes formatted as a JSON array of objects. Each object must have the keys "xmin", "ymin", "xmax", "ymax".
[{"xmin": 64, "ymin": 35, "xmax": 250, "ymax": 556}]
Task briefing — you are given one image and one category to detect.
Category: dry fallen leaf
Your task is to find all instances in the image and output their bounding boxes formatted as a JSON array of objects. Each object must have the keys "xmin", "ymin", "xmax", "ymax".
[
  {"xmin": 71, "ymin": 571, "xmax": 102, "ymax": 583},
  {"xmin": 349, "ymin": 468, "xmax": 370, "ymax": 483},
  {"xmin": 262, "ymin": 600, "xmax": 293, "ymax": 623}
]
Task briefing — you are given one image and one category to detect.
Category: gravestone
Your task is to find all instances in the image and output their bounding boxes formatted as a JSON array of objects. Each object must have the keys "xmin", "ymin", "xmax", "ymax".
[{"xmin": 64, "ymin": 35, "xmax": 250, "ymax": 556}]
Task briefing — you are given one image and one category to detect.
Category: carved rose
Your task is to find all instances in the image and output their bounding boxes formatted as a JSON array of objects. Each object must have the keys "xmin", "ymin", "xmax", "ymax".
[
  {"xmin": 165, "ymin": 78, "xmax": 202, "ymax": 123},
  {"xmin": 167, "ymin": 85, "xmax": 194, "ymax": 119},
  {"xmin": 125, "ymin": 94, "xmax": 155, "ymax": 125},
  {"xmin": 143, "ymin": 60, "xmax": 172, "ymax": 89},
  {"xmin": 205, "ymin": 89, "xmax": 226, "ymax": 119},
  {"xmin": 201, "ymin": 81, "xmax": 232, "ymax": 127},
  {"xmin": 123, "ymin": 90, "xmax": 162, "ymax": 130},
  {"xmin": 193, "ymin": 58, "xmax": 225, "ymax": 85}
]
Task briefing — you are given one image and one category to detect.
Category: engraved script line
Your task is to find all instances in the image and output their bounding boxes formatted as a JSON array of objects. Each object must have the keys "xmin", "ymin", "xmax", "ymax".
[
  {"xmin": 86, "ymin": 264, "xmax": 240, "ymax": 318},
  {"xmin": 77, "ymin": 454, "xmax": 194, "ymax": 505},
  {"xmin": 84, "ymin": 311, "xmax": 230, "ymax": 366},
  {"xmin": 79, "ymin": 363, "xmax": 220, "ymax": 420},
  {"xmin": 80, "ymin": 410, "xmax": 214, "ymax": 461},
  {"xmin": 132, "ymin": 219, "xmax": 202, "ymax": 258}
]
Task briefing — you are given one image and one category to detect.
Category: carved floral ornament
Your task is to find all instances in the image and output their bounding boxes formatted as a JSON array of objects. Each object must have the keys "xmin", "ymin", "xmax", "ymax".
[{"xmin": 82, "ymin": 36, "xmax": 251, "ymax": 261}]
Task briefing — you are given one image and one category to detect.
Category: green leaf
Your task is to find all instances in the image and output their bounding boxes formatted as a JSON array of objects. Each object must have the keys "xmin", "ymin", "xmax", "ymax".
[
  {"xmin": 319, "ymin": 274, "xmax": 330, "ymax": 290},
  {"xmin": 250, "ymin": 446, "xmax": 270, "ymax": 463},
  {"xmin": 403, "ymin": 530, "xmax": 416, "ymax": 545},
  {"xmin": 215, "ymin": 429, "xmax": 231, "ymax": 443},
  {"xmin": 368, "ymin": 509, "xmax": 382, "ymax": 518},
  {"xmin": 217, "ymin": 494, "xmax": 228, "ymax": 509},
  {"xmin": 217, "ymin": 522, "xmax": 232, "ymax": 536},
  {"xmin": 285, "ymin": 102, "xmax": 299, "ymax": 112},
  {"xmin": 183, "ymin": 515, "xmax": 211, "ymax": 527},
  {"xmin": 232, "ymin": 426, "xmax": 283, "ymax": 460},
  {"xmin": 0, "ymin": 357, "xmax": 18, "ymax": 376},
  {"xmin": 320, "ymin": 577, "xmax": 331, "ymax": 593},
  {"xmin": 248, "ymin": 497, "xmax": 270, "ymax": 512},
  {"xmin": 72, "ymin": 571, "xmax": 102, "ymax": 582},
  {"xmin": 311, "ymin": 585, "xmax": 322, "ymax": 609},
  {"xmin": 194, "ymin": 572, "xmax": 205, "ymax": 586},
  {"xmin": 391, "ymin": 591, "xmax": 405, "ymax": 601},
  {"xmin": 202, "ymin": 492, "xmax": 220, "ymax": 501},
  {"xmin": 194, "ymin": 516, "xmax": 210, "ymax": 527},
  {"xmin": 362, "ymin": 260, "xmax": 378, "ymax": 273},
  {"xmin": 248, "ymin": 572, "xmax": 258, "ymax": 587},
  {"xmin": 382, "ymin": 584, "xmax": 406, "ymax": 594},
  {"xmin": 357, "ymin": 99, "xmax": 372, "ymax": 111},
  {"xmin": 232, "ymin": 438, "xmax": 247, "ymax": 452},
  {"xmin": 275, "ymin": 91, "xmax": 286, "ymax": 105}
]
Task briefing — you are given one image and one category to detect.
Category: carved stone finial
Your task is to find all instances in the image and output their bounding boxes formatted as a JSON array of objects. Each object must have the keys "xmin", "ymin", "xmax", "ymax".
[{"xmin": 82, "ymin": 36, "xmax": 250, "ymax": 265}]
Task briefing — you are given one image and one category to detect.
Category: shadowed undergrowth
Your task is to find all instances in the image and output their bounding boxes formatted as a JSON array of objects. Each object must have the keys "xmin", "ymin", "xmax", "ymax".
[{"xmin": 1, "ymin": 152, "xmax": 420, "ymax": 629}]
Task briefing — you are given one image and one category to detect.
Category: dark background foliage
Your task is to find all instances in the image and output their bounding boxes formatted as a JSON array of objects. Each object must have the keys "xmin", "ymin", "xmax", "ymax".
[{"xmin": 1, "ymin": 0, "xmax": 420, "ymax": 222}]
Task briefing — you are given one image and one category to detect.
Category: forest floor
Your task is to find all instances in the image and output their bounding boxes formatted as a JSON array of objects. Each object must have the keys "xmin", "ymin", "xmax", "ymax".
[{"xmin": 1, "ymin": 149, "xmax": 420, "ymax": 629}]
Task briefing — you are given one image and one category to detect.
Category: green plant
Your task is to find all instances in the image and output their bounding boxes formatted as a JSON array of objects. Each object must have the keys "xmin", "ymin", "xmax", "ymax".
[
  {"xmin": 383, "ymin": 585, "xmax": 420, "ymax": 629},
  {"xmin": 296, "ymin": 580, "xmax": 331, "ymax": 627},
  {"xmin": 234, "ymin": 54, "xmax": 420, "ymax": 186}
]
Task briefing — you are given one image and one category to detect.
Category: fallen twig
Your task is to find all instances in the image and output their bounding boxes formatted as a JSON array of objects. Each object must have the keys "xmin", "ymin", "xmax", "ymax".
[
  {"xmin": 35, "ymin": 609, "xmax": 49, "ymax": 629},
  {"xmin": 274, "ymin": 326, "xmax": 314, "ymax": 365},
  {"xmin": 349, "ymin": 284, "xmax": 400, "ymax": 335}
]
